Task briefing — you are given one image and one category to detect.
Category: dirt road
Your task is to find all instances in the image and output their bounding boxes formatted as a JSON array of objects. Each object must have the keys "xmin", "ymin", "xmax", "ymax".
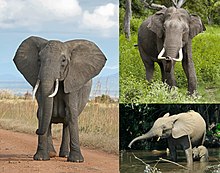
[{"xmin": 0, "ymin": 129, "xmax": 119, "ymax": 173}]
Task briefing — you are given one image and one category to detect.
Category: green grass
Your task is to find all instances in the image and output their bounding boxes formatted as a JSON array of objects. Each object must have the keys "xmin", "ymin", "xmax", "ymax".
[
  {"xmin": 0, "ymin": 93, "xmax": 118, "ymax": 154},
  {"xmin": 120, "ymin": 25, "xmax": 220, "ymax": 103}
]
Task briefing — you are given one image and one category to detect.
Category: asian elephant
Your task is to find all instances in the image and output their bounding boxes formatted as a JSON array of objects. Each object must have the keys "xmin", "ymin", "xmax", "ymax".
[
  {"xmin": 138, "ymin": 5, "xmax": 205, "ymax": 94},
  {"xmin": 128, "ymin": 110, "xmax": 206, "ymax": 165},
  {"xmin": 13, "ymin": 36, "xmax": 106, "ymax": 162}
]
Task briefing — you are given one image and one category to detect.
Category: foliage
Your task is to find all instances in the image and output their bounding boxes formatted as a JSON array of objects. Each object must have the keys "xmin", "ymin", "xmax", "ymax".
[
  {"xmin": 120, "ymin": 0, "xmax": 220, "ymax": 25},
  {"xmin": 120, "ymin": 104, "xmax": 220, "ymax": 150},
  {"xmin": 120, "ymin": 25, "xmax": 220, "ymax": 103}
]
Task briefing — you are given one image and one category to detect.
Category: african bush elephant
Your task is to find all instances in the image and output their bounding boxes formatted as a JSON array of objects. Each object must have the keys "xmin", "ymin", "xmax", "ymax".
[
  {"xmin": 192, "ymin": 145, "xmax": 209, "ymax": 162},
  {"xmin": 13, "ymin": 36, "xmax": 106, "ymax": 162},
  {"xmin": 128, "ymin": 110, "xmax": 206, "ymax": 165},
  {"xmin": 138, "ymin": 5, "xmax": 205, "ymax": 94}
]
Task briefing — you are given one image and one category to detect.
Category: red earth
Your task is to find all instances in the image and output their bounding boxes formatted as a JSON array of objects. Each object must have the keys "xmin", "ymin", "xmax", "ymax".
[{"xmin": 0, "ymin": 129, "xmax": 119, "ymax": 173}]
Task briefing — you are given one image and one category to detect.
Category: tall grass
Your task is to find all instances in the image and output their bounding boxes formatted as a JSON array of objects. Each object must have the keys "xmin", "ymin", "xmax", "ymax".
[{"xmin": 0, "ymin": 92, "xmax": 118, "ymax": 154}]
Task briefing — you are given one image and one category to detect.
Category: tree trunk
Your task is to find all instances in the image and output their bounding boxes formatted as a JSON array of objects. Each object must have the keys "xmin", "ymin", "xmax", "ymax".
[{"xmin": 124, "ymin": 0, "xmax": 132, "ymax": 40}]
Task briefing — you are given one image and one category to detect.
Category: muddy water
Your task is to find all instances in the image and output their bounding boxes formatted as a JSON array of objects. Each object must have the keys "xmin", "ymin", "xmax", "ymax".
[{"xmin": 120, "ymin": 149, "xmax": 220, "ymax": 173}]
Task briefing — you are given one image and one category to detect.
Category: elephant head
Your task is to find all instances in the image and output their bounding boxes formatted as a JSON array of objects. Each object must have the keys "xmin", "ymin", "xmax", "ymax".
[
  {"xmin": 128, "ymin": 111, "xmax": 206, "ymax": 148},
  {"xmin": 147, "ymin": 7, "xmax": 205, "ymax": 72},
  {"xmin": 13, "ymin": 36, "xmax": 106, "ymax": 135}
]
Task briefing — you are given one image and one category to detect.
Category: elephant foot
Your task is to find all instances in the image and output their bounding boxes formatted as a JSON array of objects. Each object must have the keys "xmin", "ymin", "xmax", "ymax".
[
  {"xmin": 67, "ymin": 151, "xmax": 84, "ymax": 162},
  {"xmin": 49, "ymin": 151, "xmax": 57, "ymax": 158},
  {"xmin": 34, "ymin": 150, "xmax": 50, "ymax": 161},
  {"xmin": 59, "ymin": 151, "xmax": 69, "ymax": 158}
]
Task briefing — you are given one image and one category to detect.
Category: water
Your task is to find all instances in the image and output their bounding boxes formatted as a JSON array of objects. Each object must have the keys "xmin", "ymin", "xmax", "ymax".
[{"xmin": 120, "ymin": 149, "xmax": 220, "ymax": 173}]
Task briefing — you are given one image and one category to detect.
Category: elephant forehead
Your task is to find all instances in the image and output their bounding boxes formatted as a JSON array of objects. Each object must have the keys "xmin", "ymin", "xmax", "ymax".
[{"xmin": 45, "ymin": 41, "xmax": 66, "ymax": 52}]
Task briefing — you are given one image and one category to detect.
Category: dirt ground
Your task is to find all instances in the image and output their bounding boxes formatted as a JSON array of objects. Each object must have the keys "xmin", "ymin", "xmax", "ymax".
[{"xmin": 0, "ymin": 129, "xmax": 119, "ymax": 173}]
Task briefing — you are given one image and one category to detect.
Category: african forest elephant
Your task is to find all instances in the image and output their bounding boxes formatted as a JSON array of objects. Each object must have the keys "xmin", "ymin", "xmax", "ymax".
[
  {"xmin": 13, "ymin": 36, "xmax": 106, "ymax": 162},
  {"xmin": 128, "ymin": 110, "xmax": 206, "ymax": 165},
  {"xmin": 192, "ymin": 145, "xmax": 209, "ymax": 162},
  {"xmin": 138, "ymin": 6, "xmax": 205, "ymax": 94}
]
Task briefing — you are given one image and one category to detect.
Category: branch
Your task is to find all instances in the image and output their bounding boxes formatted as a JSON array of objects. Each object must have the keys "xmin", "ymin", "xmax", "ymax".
[
  {"xmin": 177, "ymin": 0, "xmax": 186, "ymax": 8},
  {"xmin": 141, "ymin": 0, "xmax": 166, "ymax": 10},
  {"xmin": 158, "ymin": 158, "xmax": 189, "ymax": 170}
]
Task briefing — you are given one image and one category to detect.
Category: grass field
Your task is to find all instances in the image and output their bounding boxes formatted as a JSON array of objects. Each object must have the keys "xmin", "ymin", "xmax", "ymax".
[
  {"xmin": 120, "ymin": 25, "xmax": 220, "ymax": 103},
  {"xmin": 0, "ymin": 91, "xmax": 119, "ymax": 154}
]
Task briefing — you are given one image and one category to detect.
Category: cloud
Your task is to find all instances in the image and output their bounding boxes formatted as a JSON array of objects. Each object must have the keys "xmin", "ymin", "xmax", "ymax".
[
  {"xmin": 82, "ymin": 3, "xmax": 118, "ymax": 30},
  {"xmin": 0, "ymin": 0, "xmax": 82, "ymax": 29}
]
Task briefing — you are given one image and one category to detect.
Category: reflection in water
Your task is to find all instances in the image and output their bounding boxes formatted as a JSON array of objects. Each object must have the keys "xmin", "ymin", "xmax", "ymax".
[{"xmin": 120, "ymin": 149, "xmax": 220, "ymax": 173}]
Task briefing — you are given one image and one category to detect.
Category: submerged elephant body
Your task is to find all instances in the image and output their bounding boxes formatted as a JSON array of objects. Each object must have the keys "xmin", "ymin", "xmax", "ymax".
[
  {"xmin": 138, "ymin": 7, "xmax": 205, "ymax": 94},
  {"xmin": 13, "ymin": 36, "xmax": 106, "ymax": 162},
  {"xmin": 128, "ymin": 111, "xmax": 206, "ymax": 165}
]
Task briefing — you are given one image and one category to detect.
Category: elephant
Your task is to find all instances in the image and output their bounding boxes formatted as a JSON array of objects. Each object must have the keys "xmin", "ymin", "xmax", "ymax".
[
  {"xmin": 128, "ymin": 110, "xmax": 206, "ymax": 166},
  {"xmin": 13, "ymin": 36, "xmax": 106, "ymax": 162},
  {"xmin": 192, "ymin": 145, "xmax": 209, "ymax": 162},
  {"xmin": 137, "ymin": 4, "xmax": 205, "ymax": 94}
]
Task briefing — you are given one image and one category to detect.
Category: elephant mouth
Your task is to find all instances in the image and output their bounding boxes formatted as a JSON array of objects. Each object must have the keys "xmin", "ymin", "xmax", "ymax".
[
  {"xmin": 158, "ymin": 48, "xmax": 183, "ymax": 62},
  {"xmin": 32, "ymin": 79, "xmax": 59, "ymax": 99}
]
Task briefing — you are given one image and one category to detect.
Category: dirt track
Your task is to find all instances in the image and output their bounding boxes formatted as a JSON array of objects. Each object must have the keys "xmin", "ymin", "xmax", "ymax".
[{"xmin": 0, "ymin": 129, "xmax": 119, "ymax": 173}]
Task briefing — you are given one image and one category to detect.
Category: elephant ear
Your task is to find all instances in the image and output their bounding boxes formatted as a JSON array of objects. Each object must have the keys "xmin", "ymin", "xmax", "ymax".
[
  {"xmin": 13, "ymin": 36, "xmax": 48, "ymax": 87},
  {"xmin": 64, "ymin": 40, "xmax": 107, "ymax": 93},
  {"xmin": 189, "ymin": 14, "xmax": 206, "ymax": 39},
  {"xmin": 147, "ymin": 9, "xmax": 166, "ymax": 38},
  {"xmin": 163, "ymin": 112, "xmax": 170, "ymax": 118},
  {"xmin": 172, "ymin": 113, "xmax": 195, "ymax": 139}
]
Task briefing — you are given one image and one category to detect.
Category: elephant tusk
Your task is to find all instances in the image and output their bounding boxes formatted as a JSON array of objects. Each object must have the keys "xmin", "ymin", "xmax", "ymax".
[
  {"xmin": 173, "ymin": 48, "xmax": 183, "ymax": 62},
  {"xmin": 157, "ymin": 137, "xmax": 161, "ymax": 141},
  {"xmin": 158, "ymin": 48, "xmax": 166, "ymax": 60},
  {"xmin": 48, "ymin": 79, "xmax": 59, "ymax": 98},
  {"xmin": 32, "ymin": 79, "xmax": 40, "ymax": 100}
]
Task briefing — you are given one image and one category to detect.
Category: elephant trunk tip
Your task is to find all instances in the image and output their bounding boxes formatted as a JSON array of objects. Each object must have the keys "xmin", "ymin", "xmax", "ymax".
[
  {"xmin": 36, "ymin": 128, "xmax": 46, "ymax": 136},
  {"xmin": 128, "ymin": 140, "xmax": 135, "ymax": 148}
]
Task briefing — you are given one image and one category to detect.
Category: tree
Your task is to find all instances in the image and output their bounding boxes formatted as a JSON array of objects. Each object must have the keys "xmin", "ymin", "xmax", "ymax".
[{"xmin": 124, "ymin": 0, "xmax": 132, "ymax": 39}]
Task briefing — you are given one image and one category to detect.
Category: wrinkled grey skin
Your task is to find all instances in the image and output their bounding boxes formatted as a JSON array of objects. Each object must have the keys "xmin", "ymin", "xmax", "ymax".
[
  {"xmin": 13, "ymin": 36, "xmax": 106, "ymax": 162},
  {"xmin": 193, "ymin": 145, "xmax": 209, "ymax": 162},
  {"xmin": 138, "ymin": 7, "xmax": 205, "ymax": 94},
  {"xmin": 128, "ymin": 111, "xmax": 206, "ymax": 166}
]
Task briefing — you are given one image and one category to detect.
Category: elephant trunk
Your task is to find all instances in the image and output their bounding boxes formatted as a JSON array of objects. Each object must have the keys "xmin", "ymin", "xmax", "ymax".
[
  {"xmin": 128, "ymin": 130, "xmax": 154, "ymax": 148},
  {"xmin": 36, "ymin": 80, "xmax": 55, "ymax": 135}
]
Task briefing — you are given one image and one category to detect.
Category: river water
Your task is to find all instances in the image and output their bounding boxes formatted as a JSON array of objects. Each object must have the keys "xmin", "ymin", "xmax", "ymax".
[{"xmin": 120, "ymin": 149, "xmax": 220, "ymax": 173}]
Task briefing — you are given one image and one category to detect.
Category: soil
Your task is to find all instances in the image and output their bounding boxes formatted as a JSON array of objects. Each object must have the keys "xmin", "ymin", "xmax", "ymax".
[{"xmin": 0, "ymin": 129, "xmax": 119, "ymax": 173}]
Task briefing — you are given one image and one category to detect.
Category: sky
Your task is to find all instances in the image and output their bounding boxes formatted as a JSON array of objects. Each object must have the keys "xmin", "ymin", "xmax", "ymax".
[{"xmin": 0, "ymin": 0, "xmax": 119, "ymax": 81}]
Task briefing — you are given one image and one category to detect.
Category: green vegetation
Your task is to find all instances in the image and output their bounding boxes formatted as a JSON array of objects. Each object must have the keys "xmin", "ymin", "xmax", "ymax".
[
  {"xmin": 0, "ymin": 91, "xmax": 118, "ymax": 154},
  {"xmin": 120, "ymin": 24, "xmax": 220, "ymax": 103}
]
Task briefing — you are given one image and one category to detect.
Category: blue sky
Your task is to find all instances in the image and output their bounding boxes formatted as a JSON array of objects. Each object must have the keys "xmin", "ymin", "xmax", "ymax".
[{"xmin": 0, "ymin": 0, "xmax": 119, "ymax": 81}]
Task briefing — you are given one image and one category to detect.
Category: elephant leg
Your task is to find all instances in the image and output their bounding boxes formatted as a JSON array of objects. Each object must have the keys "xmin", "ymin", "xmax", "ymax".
[
  {"xmin": 144, "ymin": 61, "xmax": 154, "ymax": 82},
  {"xmin": 168, "ymin": 139, "xmax": 177, "ymax": 162},
  {"xmin": 47, "ymin": 124, "xmax": 56, "ymax": 158},
  {"xmin": 182, "ymin": 48, "xmax": 197, "ymax": 94},
  {"xmin": 139, "ymin": 46, "xmax": 154, "ymax": 82},
  {"xmin": 185, "ymin": 148, "xmax": 193, "ymax": 167},
  {"xmin": 65, "ymin": 94, "xmax": 84, "ymax": 162},
  {"xmin": 59, "ymin": 123, "xmax": 70, "ymax": 158},
  {"xmin": 181, "ymin": 135, "xmax": 193, "ymax": 167},
  {"xmin": 34, "ymin": 133, "xmax": 50, "ymax": 160},
  {"xmin": 158, "ymin": 62, "xmax": 166, "ymax": 82}
]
